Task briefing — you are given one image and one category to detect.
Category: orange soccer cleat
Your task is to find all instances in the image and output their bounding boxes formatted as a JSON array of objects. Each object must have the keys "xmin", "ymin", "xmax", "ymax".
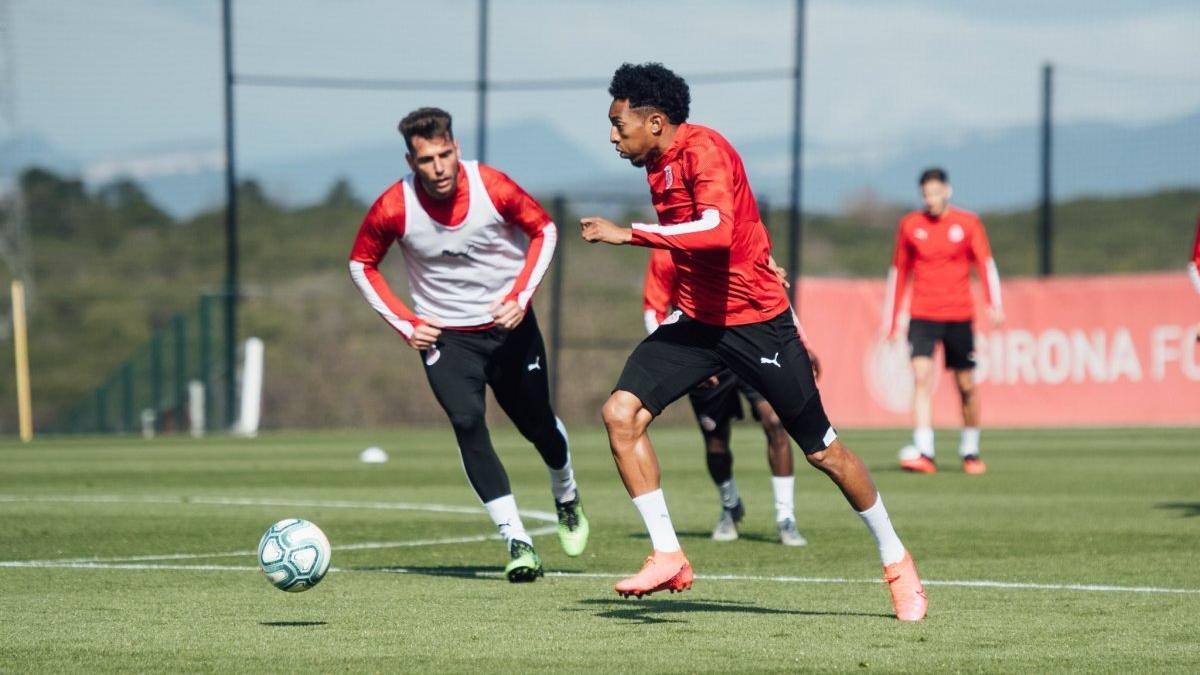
[
  {"xmin": 899, "ymin": 454, "xmax": 937, "ymax": 474},
  {"xmin": 614, "ymin": 549, "xmax": 693, "ymax": 599},
  {"xmin": 961, "ymin": 455, "xmax": 987, "ymax": 475},
  {"xmin": 883, "ymin": 551, "xmax": 928, "ymax": 622}
]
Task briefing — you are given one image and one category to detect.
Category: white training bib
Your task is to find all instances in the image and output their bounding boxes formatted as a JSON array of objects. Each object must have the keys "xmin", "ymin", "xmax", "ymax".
[{"xmin": 398, "ymin": 161, "xmax": 529, "ymax": 326}]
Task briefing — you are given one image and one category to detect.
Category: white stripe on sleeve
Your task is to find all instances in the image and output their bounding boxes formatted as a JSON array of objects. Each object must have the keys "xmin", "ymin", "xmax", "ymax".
[
  {"xmin": 348, "ymin": 260, "xmax": 415, "ymax": 339},
  {"xmin": 1189, "ymin": 262, "xmax": 1200, "ymax": 295},
  {"xmin": 632, "ymin": 208, "xmax": 720, "ymax": 237},
  {"xmin": 516, "ymin": 223, "xmax": 558, "ymax": 309},
  {"xmin": 643, "ymin": 309, "xmax": 660, "ymax": 334},
  {"xmin": 985, "ymin": 257, "xmax": 1003, "ymax": 309}
]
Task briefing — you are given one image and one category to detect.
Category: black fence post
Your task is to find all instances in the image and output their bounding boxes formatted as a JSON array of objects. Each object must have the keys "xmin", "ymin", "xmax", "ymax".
[
  {"xmin": 198, "ymin": 295, "xmax": 213, "ymax": 431},
  {"xmin": 549, "ymin": 194, "xmax": 567, "ymax": 410},
  {"xmin": 121, "ymin": 362, "xmax": 134, "ymax": 433},
  {"xmin": 150, "ymin": 332, "xmax": 163, "ymax": 433},
  {"xmin": 172, "ymin": 314, "xmax": 187, "ymax": 427},
  {"xmin": 1039, "ymin": 62, "xmax": 1054, "ymax": 277}
]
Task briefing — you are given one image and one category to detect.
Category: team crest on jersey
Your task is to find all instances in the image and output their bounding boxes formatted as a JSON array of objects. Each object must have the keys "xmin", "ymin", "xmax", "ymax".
[
  {"xmin": 948, "ymin": 224, "xmax": 965, "ymax": 242},
  {"xmin": 914, "ymin": 228, "xmax": 928, "ymax": 240},
  {"xmin": 663, "ymin": 165, "xmax": 675, "ymax": 190}
]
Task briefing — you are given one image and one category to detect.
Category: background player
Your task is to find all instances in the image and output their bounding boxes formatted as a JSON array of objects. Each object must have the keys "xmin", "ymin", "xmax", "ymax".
[
  {"xmin": 643, "ymin": 247, "xmax": 812, "ymax": 546},
  {"xmin": 348, "ymin": 107, "xmax": 588, "ymax": 583},
  {"xmin": 882, "ymin": 168, "xmax": 1003, "ymax": 475},
  {"xmin": 580, "ymin": 63, "xmax": 926, "ymax": 621}
]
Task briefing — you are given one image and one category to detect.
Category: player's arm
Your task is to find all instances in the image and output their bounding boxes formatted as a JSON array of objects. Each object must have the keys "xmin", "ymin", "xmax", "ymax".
[
  {"xmin": 348, "ymin": 195, "xmax": 442, "ymax": 350},
  {"xmin": 969, "ymin": 218, "xmax": 1004, "ymax": 326},
  {"xmin": 882, "ymin": 222, "xmax": 912, "ymax": 338},
  {"xmin": 482, "ymin": 166, "xmax": 558, "ymax": 329},
  {"xmin": 580, "ymin": 142, "xmax": 736, "ymax": 250},
  {"xmin": 629, "ymin": 143, "xmax": 735, "ymax": 251},
  {"xmin": 642, "ymin": 249, "xmax": 676, "ymax": 333}
]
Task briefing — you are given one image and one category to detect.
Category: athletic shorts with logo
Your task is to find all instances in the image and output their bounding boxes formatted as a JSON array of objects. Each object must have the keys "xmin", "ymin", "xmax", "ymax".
[
  {"xmin": 688, "ymin": 370, "xmax": 765, "ymax": 433},
  {"xmin": 615, "ymin": 309, "xmax": 835, "ymax": 454},
  {"xmin": 908, "ymin": 318, "xmax": 975, "ymax": 370}
]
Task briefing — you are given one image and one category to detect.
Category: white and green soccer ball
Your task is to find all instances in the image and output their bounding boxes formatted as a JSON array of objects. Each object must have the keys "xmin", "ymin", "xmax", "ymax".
[{"xmin": 257, "ymin": 518, "xmax": 331, "ymax": 592}]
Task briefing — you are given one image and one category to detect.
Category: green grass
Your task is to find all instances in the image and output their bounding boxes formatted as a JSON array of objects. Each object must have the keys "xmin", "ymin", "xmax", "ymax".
[{"xmin": 1, "ymin": 426, "xmax": 1198, "ymax": 672}]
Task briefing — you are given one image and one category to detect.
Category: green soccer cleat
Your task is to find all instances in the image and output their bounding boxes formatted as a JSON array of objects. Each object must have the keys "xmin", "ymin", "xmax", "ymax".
[
  {"xmin": 555, "ymin": 496, "xmax": 590, "ymax": 557},
  {"xmin": 504, "ymin": 540, "xmax": 544, "ymax": 583}
]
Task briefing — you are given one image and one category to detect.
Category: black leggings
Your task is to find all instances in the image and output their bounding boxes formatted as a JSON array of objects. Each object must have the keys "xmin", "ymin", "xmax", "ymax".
[{"xmin": 421, "ymin": 310, "xmax": 568, "ymax": 503}]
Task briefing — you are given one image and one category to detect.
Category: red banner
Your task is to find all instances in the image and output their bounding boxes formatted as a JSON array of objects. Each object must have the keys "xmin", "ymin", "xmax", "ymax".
[{"xmin": 796, "ymin": 273, "xmax": 1200, "ymax": 427}]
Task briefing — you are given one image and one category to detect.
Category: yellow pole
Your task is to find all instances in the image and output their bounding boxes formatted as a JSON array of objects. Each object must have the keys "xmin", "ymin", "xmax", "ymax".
[{"xmin": 11, "ymin": 280, "xmax": 32, "ymax": 442}]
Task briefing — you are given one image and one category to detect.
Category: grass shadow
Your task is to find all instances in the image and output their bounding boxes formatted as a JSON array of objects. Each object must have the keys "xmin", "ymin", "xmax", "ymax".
[
  {"xmin": 259, "ymin": 621, "xmax": 327, "ymax": 627},
  {"xmin": 631, "ymin": 531, "xmax": 798, "ymax": 545},
  {"xmin": 350, "ymin": 565, "xmax": 505, "ymax": 581},
  {"xmin": 1155, "ymin": 502, "xmax": 1200, "ymax": 518},
  {"xmin": 576, "ymin": 597, "xmax": 892, "ymax": 625}
]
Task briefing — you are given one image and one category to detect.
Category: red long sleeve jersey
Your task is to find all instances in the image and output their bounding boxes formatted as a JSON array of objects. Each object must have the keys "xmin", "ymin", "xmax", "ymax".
[
  {"xmin": 643, "ymin": 247, "xmax": 811, "ymax": 345},
  {"xmin": 1189, "ymin": 216, "xmax": 1200, "ymax": 295},
  {"xmin": 883, "ymin": 206, "xmax": 1002, "ymax": 335},
  {"xmin": 348, "ymin": 161, "xmax": 555, "ymax": 340},
  {"xmin": 629, "ymin": 123, "xmax": 790, "ymax": 326}
]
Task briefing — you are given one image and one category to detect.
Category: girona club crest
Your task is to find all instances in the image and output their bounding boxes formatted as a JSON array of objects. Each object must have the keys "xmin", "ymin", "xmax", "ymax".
[{"xmin": 663, "ymin": 165, "xmax": 674, "ymax": 190}]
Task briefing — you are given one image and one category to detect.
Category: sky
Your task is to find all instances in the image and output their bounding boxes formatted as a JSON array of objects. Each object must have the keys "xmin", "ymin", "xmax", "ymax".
[{"xmin": 5, "ymin": 0, "xmax": 1200, "ymax": 176}]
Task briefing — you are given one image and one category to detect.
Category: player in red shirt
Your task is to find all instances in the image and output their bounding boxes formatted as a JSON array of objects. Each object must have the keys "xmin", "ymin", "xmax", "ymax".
[
  {"xmin": 882, "ymin": 168, "xmax": 1004, "ymax": 475},
  {"xmin": 1189, "ymin": 215, "xmax": 1200, "ymax": 341},
  {"xmin": 644, "ymin": 248, "xmax": 814, "ymax": 546},
  {"xmin": 580, "ymin": 63, "xmax": 926, "ymax": 621},
  {"xmin": 348, "ymin": 108, "xmax": 589, "ymax": 583}
]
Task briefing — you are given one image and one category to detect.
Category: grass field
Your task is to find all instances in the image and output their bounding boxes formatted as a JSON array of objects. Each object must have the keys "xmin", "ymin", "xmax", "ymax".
[{"xmin": 1, "ymin": 425, "xmax": 1198, "ymax": 672}]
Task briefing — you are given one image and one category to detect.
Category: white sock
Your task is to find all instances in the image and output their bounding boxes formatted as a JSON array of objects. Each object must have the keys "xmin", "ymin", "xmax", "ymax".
[
  {"xmin": 913, "ymin": 427, "xmax": 935, "ymax": 458},
  {"xmin": 959, "ymin": 427, "xmax": 980, "ymax": 458},
  {"xmin": 549, "ymin": 418, "xmax": 578, "ymax": 503},
  {"xmin": 771, "ymin": 475, "xmax": 795, "ymax": 522},
  {"xmin": 483, "ymin": 494, "xmax": 531, "ymax": 548},
  {"xmin": 717, "ymin": 479, "xmax": 740, "ymax": 510},
  {"xmin": 856, "ymin": 493, "xmax": 907, "ymax": 566},
  {"xmin": 632, "ymin": 488, "xmax": 681, "ymax": 552}
]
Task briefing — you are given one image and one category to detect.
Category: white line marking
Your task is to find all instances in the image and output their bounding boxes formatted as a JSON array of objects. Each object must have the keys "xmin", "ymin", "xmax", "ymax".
[
  {"xmin": 1, "ymin": 562, "xmax": 1196, "ymax": 596},
  {"xmin": 0, "ymin": 495, "xmax": 556, "ymax": 565}
]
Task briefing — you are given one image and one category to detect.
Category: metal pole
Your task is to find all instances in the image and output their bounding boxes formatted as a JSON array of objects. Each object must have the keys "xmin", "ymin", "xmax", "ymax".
[
  {"xmin": 222, "ymin": 0, "xmax": 239, "ymax": 427},
  {"xmin": 121, "ymin": 361, "xmax": 134, "ymax": 433},
  {"xmin": 10, "ymin": 280, "xmax": 32, "ymax": 441},
  {"xmin": 476, "ymin": 0, "xmax": 489, "ymax": 163},
  {"xmin": 198, "ymin": 295, "xmax": 213, "ymax": 431},
  {"xmin": 1039, "ymin": 62, "xmax": 1053, "ymax": 277},
  {"xmin": 548, "ymin": 195, "xmax": 567, "ymax": 410},
  {"xmin": 172, "ymin": 314, "xmax": 187, "ymax": 425},
  {"xmin": 787, "ymin": 0, "xmax": 806, "ymax": 308},
  {"xmin": 150, "ymin": 332, "xmax": 163, "ymax": 433}
]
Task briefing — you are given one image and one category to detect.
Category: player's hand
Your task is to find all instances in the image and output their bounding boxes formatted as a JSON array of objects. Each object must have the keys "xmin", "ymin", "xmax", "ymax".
[
  {"xmin": 695, "ymin": 375, "xmax": 721, "ymax": 390},
  {"xmin": 489, "ymin": 299, "xmax": 525, "ymax": 330},
  {"xmin": 407, "ymin": 317, "xmax": 444, "ymax": 351},
  {"xmin": 767, "ymin": 255, "xmax": 790, "ymax": 289},
  {"xmin": 809, "ymin": 351, "xmax": 822, "ymax": 380},
  {"xmin": 989, "ymin": 305, "xmax": 1006, "ymax": 327},
  {"xmin": 580, "ymin": 217, "xmax": 633, "ymax": 245}
]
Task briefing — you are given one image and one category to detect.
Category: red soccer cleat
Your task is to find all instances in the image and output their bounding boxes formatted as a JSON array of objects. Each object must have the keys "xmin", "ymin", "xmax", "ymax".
[
  {"xmin": 883, "ymin": 551, "xmax": 928, "ymax": 622},
  {"xmin": 614, "ymin": 549, "xmax": 693, "ymax": 598},
  {"xmin": 900, "ymin": 454, "xmax": 937, "ymax": 474},
  {"xmin": 962, "ymin": 455, "xmax": 987, "ymax": 475}
]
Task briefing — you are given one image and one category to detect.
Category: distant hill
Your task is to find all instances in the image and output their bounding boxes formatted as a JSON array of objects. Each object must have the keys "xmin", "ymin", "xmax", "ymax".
[{"xmin": 6, "ymin": 110, "xmax": 1197, "ymax": 217}]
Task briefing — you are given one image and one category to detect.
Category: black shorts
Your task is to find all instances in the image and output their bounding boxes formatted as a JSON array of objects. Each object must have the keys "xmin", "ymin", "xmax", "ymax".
[
  {"xmin": 908, "ymin": 319, "xmax": 975, "ymax": 370},
  {"xmin": 687, "ymin": 370, "xmax": 765, "ymax": 432},
  {"xmin": 615, "ymin": 310, "xmax": 834, "ymax": 454}
]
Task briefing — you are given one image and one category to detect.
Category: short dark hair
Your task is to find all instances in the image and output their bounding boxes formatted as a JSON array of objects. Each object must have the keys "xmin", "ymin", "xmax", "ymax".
[
  {"xmin": 608, "ymin": 63, "xmax": 690, "ymax": 124},
  {"xmin": 919, "ymin": 167, "xmax": 948, "ymax": 185},
  {"xmin": 398, "ymin": 107, "xmax": 454, "ymax": 153}
]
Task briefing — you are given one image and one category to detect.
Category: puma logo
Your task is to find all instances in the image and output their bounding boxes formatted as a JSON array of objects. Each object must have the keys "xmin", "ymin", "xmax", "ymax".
[
  {"xmin": 527, "ymin": 356, "xmax": 542, "ymax": 372},
  {"xmin": 760, "ymin": 352, "xmax": 782, "ymax": 368}
]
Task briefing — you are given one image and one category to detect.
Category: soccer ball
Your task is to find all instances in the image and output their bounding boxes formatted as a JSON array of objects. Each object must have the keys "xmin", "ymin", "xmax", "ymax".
[
  {"xmin": 898, "ymin": 444, "xmax": 922, "ymax": 462},
  {"xmin": 257, "ymin": 518, "xmax": 331, "ymax": 592}
]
